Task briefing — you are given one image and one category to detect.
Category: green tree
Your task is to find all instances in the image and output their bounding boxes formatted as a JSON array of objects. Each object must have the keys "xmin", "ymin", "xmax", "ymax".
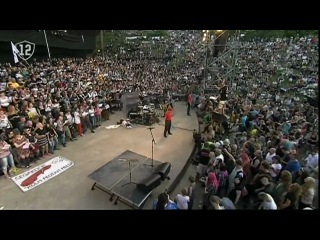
[
  {"xmin": 96, "ymin": 30, "xmax": 168, "ymax": 52},
  {"xmin": 240, "ymin": 30, "xmax": 318, "ymax": 40}
]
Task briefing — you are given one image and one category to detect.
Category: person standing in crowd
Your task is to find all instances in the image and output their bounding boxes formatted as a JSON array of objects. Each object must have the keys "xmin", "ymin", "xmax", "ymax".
[
  {"xmin": 218, "ymin": 79, "xmax": 228, "ymax": 115},
  {"xmin": 153, "ymin": 191, "xmax": 177, "ymax": 210},
  {"xmin": 187, "ymin": 176, "xmax": 196, "ymax": 210},
  {"xmin": 280, "ymin": 183, "xmax": 302, "ymax": 210},
  {"xmin": 258, "ymin": 192, "xmax": 278, "ymax": 210},
  {"xmin": 34, "ymin": 123, "xmax": 50, "ymax": 158},
  {"xmin": 228, "ymin": 160, "xmax": 246, "ymax": 206},
  {"xmin": 56, "ymin": 115, "xmax": 68, "ymax": 147},
  {"xmin": 12, "ymin": 128, "xmax": 32, "ymax": 168},
  {"xmin": 187, "ymin": 91, "xmax": 192, "ymax": 116},
  {"xmin": 299, "ymin": 177, "xmax": 316, "ymax": 209},
  {"xmin": 74, "ymin": 108, "xmax": 84, "ymax": 137},
  {"xmin": 164, "ymin": 106, "xmax": 173, "ymax": 138},
  {"xmin": 0, "ymin": 134, "xmax": 18, "ymax": 178},
  {"xmin": 202, "ymin": 171, "xmax": 219, "ymax": 210},
  {"xmin": 174, "ymin": 187, "xmax": 190, "ymax": 210}
]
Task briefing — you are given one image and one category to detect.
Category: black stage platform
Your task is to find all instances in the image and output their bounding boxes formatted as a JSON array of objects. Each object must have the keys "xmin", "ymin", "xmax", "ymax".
[{"xmin": 88, "ymin": 150, "xmax": 170, "ymax": 209}]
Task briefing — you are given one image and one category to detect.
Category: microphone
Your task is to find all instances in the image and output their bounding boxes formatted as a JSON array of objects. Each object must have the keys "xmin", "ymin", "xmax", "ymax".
[{"xmin": 147, "ymin": 127, "xmax": 155, "ymax": 130}]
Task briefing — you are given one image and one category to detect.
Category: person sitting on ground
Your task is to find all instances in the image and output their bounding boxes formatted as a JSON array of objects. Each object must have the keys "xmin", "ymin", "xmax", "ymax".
[{"xmin": 117, "ymin": 118, "xmax": 132, "ymax": 128}]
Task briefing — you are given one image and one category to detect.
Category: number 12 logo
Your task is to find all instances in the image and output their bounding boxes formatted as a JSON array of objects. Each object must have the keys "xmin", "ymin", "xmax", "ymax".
[{"xmin": 15, "ymin": 40, "xmax": 36, "ymax": 61}]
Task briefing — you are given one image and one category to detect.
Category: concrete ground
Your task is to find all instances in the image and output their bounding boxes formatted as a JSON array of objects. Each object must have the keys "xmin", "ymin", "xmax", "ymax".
[
  {"xmin": 0, "ymin": 102, "xmax": 198, "ymax": 210},
  {"xmin": 169, "ymin": 115, "xmax": 204, "ymax": 210}
]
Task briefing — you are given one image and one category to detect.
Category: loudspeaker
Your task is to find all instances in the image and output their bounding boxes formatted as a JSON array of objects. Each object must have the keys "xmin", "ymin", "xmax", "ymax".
[
  {"xmin": 137, "ymin": 174, "xmax": 162, "ymax": 193},
  {"xmin": 154, "ymin": 162, "xmax": 171, "ymax": 181}
]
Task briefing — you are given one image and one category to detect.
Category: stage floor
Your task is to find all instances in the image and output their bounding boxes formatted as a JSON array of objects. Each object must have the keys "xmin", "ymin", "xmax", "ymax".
[
  {"xmin": 0, "ymin": 102, "xmax": 198, "ymax": 210},
  {"xmin": 89, "ymin": 150, "xmax": 165, "ymax": 209}
]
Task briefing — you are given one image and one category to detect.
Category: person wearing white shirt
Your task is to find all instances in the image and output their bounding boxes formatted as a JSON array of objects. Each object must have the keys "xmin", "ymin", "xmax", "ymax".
[
  {"xmin": 174, "ymin": 188, "xmax": 190, "ymax": 210},
  {"xmin": 74, "ymin": 110, "xmax": 84, "ymax": 137},
  {"xmin": 258, "ymin": 192, "xmax": 278, "ymax": 210},
  {"xmin": 88, "ymin": 105, "xmax": 96, "ymax": 128},
  {"xmin": 213, "ymin": 149, "xmax": 224, "ymax": 167},
  {"xmin": 81, "ymin": 108, "xmax": 95, "ymax": 134},
  {"xmin": 270, "ymin": 156, "xmax": 282, "ymax": 181},
  {"xmin": 0, "ymin": 110, "xmax": 10, "ymax": 129},
  {"xmin": 64, "ymin": 111, "xmax": 77, "ymax": 140},
  {"xmin": 0, "ymin": 93, "xmax": 12, "ymax": 108},
  {"xmin": 265, "ymin": 148, "xmax": 276, "ymax": 164},
  {"xmin": 304, "ymin": 150, "xmax": 318, "ymax": 173}
]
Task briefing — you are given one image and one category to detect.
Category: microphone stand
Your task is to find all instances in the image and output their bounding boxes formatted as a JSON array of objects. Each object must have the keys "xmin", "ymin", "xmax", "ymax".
[
  {"xmin": 148, "ymin": 128, "xmax": 156, "ymax": 167},
  {"xmin": 121, "ymin": 160, "xmax": 137, "ymax": 187}
]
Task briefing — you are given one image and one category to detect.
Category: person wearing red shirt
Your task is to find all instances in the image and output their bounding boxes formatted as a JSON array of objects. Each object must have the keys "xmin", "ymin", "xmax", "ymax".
[
  {"xmin": 187, "ymin": 92, "xmax": 192, "ymax": 116},
  {"xmin": 164, "ymin": 106, "xmax": 173, "ymax": 137}
]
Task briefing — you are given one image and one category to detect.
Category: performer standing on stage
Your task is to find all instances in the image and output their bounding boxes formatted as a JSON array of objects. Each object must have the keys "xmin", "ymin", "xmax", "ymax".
[
  {"xmin": 164, "ymin": 106, "xmax": 173, "ymax": 137},
  {"xmin": 187, "ymin": 92, "xmax": 192, "ymax": 116},
  {"xmin": 218, "ymin": 79, "xmax": 228, "ymax": 115}
]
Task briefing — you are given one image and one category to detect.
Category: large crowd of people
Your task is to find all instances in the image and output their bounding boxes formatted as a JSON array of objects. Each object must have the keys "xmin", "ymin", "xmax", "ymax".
[
  {"xmin": 0, "ymin": 31, "xmax": 318, "ymax": 210},
  {"xmin": 0, "ymin": 30, "xmax": 200, "ymax": 181},
  {"xmin": 154, "ymin": 33, "xmax": 318, "ymax": 210}
]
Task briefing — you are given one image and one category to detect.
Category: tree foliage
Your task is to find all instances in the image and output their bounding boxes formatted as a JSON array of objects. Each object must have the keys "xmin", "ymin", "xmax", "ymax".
[
  {"xmin": 95, "ymin": 30, "xmax": 168, "ymax": 52},
  {"xmin": 240, "ymin": 30, "xmax": 318, "ymax": 40}
]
